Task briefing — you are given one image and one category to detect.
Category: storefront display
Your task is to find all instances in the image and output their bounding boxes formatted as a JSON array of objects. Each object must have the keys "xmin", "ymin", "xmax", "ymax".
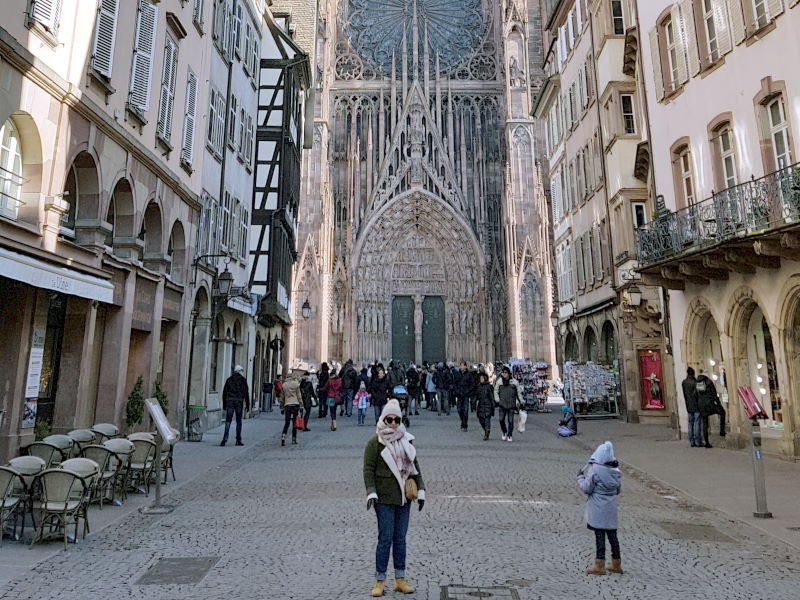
[
  {"xmin": 564, "ymin": 361, "xmax": 620, "ymax": 418},
  {"xmin": 509, "ymin": 359, "xmax": 551, "ymax": 412},
  {"xmin": 638, "ymin": 350, "xmax": 664, "ymax": 410}
]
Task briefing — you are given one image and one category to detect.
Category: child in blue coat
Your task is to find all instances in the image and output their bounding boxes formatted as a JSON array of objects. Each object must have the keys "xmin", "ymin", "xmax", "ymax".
[{"xmin": 577, "ymin": 441, "xmax": 622, "ymax": 575}]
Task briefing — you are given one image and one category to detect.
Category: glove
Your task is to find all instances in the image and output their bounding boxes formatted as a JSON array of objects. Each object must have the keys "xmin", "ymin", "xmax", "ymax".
[
  {"xmin": 418, "ymin": 500, "xmax": 424, "ymax": 512},
  {"xmin": 367, "ymin": 498, "xmax": 375, "ymax": 510}
]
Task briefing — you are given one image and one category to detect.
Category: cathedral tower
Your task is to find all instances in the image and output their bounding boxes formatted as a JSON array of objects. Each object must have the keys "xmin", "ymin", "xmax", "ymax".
[{"xmin": 291, "ymin": 0, "xmax": 554, "ymax": 366}]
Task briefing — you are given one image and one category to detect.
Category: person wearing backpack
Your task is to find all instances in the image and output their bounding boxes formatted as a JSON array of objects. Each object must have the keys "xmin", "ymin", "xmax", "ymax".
[
  {"xmin": 341, "ymin": 359, "xmax": 359, "ymax": 418},
  {"xmin": 696, "ymin": 369, "xmax": 725, "ymax": 447},
  {"xmin": 681, "ymin": 367, "xmax": 701, "ymax": 447}
]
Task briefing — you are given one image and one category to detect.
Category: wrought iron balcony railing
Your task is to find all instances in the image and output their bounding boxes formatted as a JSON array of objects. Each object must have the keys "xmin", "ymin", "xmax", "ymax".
[{"xmin": 635, "ymin": 163, "xmax": 800, "ymax": 267}]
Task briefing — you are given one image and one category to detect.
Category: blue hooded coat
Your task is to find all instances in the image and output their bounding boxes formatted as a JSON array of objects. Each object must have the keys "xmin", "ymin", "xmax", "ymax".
[{"xmin": 577, "ymin": 441, "xmax": 622, "ymax": 530}]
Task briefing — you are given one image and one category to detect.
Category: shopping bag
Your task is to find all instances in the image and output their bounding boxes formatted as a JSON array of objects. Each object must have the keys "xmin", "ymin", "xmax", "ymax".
[
  {"xmin": 294, "ymin": 413, "xmax": 304, "ymax": 430},
  {"xmin": 517, "ymin": 410, "xmax": 527, "ymax": 433}
]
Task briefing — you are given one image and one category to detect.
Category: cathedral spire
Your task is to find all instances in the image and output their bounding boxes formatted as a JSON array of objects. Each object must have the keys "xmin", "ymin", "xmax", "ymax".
[
  {"xmin": 402, "ymin": 22, "xmax": 408, "ymax": 100},
  {"xmin": 423, "ymin": 21, "xmax": 430, "ymax": 98},
  {"xmin": 412, "ymin": 0, "xmax": 419, "ymax": 81}
]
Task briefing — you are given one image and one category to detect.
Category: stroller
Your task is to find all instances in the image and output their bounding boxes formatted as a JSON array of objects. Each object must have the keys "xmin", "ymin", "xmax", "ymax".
[{"xmin": 391, "ymin": 385, "xmax": 411, "ymax": 427}]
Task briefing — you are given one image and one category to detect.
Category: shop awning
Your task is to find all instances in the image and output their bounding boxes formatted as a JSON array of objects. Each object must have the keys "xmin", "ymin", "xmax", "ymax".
[
  {"xmin": 226, "ymin": 295, "xmax": 256, "ymax": 316},
  {"xmin": 0, "ymin": 247, "xmax": 114, "ymax": 303}
]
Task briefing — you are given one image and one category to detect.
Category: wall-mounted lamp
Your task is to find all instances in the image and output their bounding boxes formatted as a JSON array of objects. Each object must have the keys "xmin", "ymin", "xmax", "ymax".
[
  {"xmin": 216, "ymin": 265, "xmax": 234, "ymax": 297},
  {"xmin": 301, "ymin": 298, "xmax": 311, "ymax": 320}
]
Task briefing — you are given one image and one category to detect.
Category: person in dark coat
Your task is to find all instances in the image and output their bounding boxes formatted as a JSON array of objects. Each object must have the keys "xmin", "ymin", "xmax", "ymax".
[
  {"xmin": 433, "ymin": 363, "xmax": 452, "ymax": 416},
  {"xmin": 317, "ymin": 362, "xmax": 330, "ymax": 419},
  {"xmin": 493, "ymin": 366, "xmax": 521, "ymax": 442},
  {"xmin": 369, "ymin": 366, "xmax": 392, "ymax": 423},
  {"xmin": 452, "ymin": 361, "xmax": 475, "ymax": 432},
  {"xmin": 300, "ymin": 373, "xmax": 318, "ymax": 431},
  {"xmin": 341, "ymin": 360, "xmax": 359, "ymax": 418},
  {"xmin": 475, "ymin": 372, "xmax": 495, "ymax": 441},
  {"xmin": 221, "ymin": 365, "xmax": 250, "ymax": 446},
  {"xmin": 696, "ymin": 370, "xmax": 725, "ymax": 447},
  {"xmin": 387, "ymin": 360, "xmax": 406, "ymax": 388},
  {"xmin": 681, "ymin": 367, "xmax": 701, "ymax": 447},
  {"xmin": 406, "ymin": 365, "xmax": 421, "ymax": 415}
]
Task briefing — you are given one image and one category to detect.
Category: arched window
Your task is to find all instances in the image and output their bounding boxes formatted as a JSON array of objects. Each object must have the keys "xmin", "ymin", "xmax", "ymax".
[{"xmin": 0, "ymin": 119, "xmax": 23, "ymax": 219}]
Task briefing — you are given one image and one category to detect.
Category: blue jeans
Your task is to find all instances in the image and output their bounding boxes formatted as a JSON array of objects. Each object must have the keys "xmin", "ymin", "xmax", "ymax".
[
  {"xmin": 688, "ymin": 411, "xmax": 701, "ymax": 445},
  {"xmin": 374, "ymin": 502, "xmax": 411, "ymax": 581},
  {"xmin": 374, "ymin": 404, "xmax": 383, "ymax": 423},
  {"xmin": 343, "ymin": 388, "xmax": 354, "ymax": 416},
  {"xmin": 358, "ymin": 408, "xmax": 366, "ymax": 425},
  {"xmin": 456, "ymin": 395, "xmax": 470, "ymax": 429},
  {"xmin": 223, "ymin": 398, "xmax": 244, "ymax": 443}
]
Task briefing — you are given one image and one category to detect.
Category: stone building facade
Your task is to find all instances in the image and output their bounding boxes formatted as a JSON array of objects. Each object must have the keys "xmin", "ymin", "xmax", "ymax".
[{"xmin": 291, "ymin": 0, "xmax": 555, "ymax": 367}]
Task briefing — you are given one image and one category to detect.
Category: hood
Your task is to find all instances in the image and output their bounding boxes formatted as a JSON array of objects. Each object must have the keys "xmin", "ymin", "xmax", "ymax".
[{"xmin": 590, "ymin": 441, "xmax": 616, "ymax": 465}]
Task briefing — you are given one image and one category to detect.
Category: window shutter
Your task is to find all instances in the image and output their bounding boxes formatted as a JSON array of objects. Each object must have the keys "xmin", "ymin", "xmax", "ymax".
[
  {"xmin": 91, "ymin": 0, "xmax": 118, "ymax": 77},
  {"xmin": 648, "ymin": 28, "xmax": 665, "ymax": 101},
  {"xmin": 671, "ymin": 5, "xmax": 690, "ymax": 84},
  {"xmin": 30, "ymin": 0, "xmax": 62, "ymax": 33},
  {"xmin": 181, "ymin": 71, "xmax": 198, "ymax": 165},
  {"xmin": 679, "ymin": 0, "xmax": 701, "ymax": 76},
  {"xmin": 726, "ymin": 0, "xmax": 747, "ymax": 43},
  {"xmin": 767, "ymin": 0, "xmax": 785, "ymax": 18},
  {"xmin": 157, "ymin": 37, "xmax": 179, "ymax": 140},
  {"xmin": 129, "ymin": 1, "xmax": 158, "ymax": 112},
  {"xmin": 713, "ymin": 0, "xmax": 733, "ymax": 55}
]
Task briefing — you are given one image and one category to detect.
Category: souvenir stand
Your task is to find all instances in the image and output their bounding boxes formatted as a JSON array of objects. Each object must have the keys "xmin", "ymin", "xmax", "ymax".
[
  {"xmin": 509, "ymin": 359, "xmax": 552, "ymax": 412},
  {"xmin": 563, "ymin": 361, "xmax": 620, "ymax": 419}
]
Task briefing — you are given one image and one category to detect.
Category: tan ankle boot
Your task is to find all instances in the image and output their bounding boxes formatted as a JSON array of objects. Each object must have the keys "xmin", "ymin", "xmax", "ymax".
[
  {"xmin": 394, "ymin": 578, "xmax": 414, "ymax": 594},
  {"xmin": 607, "ymin": 558, "xmax": 623, "ymax": 574},
  {"xmin": 370, "ymin": 581, "xmax": 384, "ymax": 597},
  {"xmin": 332, "ymin": 420, "xmax": 337, "ymax": 431},
  {"xmin": 586, "ymin": 559, "xmax": 606, "ymax": 575}
]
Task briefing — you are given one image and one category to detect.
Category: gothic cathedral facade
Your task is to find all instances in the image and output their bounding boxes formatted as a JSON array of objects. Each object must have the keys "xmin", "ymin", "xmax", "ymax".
[{"xmin": 291, "ymin": 0, "xmax": 554, "ymax": 367}]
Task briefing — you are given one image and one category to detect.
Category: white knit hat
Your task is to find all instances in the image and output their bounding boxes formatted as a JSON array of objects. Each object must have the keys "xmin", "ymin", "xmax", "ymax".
[{"xmin": 379, "ymin": 399, "xmax": 402, "ymax": 421}]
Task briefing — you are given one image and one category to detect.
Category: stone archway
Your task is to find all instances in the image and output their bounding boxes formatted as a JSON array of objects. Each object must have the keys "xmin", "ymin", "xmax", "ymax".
[{"xmin": 352, "ymin": 189, "xmax": 486, "ymax": 364}]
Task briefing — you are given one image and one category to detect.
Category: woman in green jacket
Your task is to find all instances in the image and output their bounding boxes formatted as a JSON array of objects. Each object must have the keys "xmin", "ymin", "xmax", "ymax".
[{"xmin": 363, "ymin": 399, "xmax": 425, "ymax": 597}]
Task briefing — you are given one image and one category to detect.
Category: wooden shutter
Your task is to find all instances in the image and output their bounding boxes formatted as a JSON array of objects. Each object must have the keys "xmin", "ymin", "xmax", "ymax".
[
  {"xmin": 91, "ymin": 0, "xmax": 118, "ymax": 77},
  {"xmin": 648, "ymin": 28, "xmax": 665, "ymax": 101},
  {"xmin": 713, "ymin": 0, "xmax": 733, "ymax": 55},
  {"xmin": 767, "ymin": 0, "xmax": 785, "ymax": 18},
  {"xmin": 30, "ymin": 0, "xmax": 62, "ymax": 33},
  {"xmin": 671, "ymin": 5, "xmax": 690, "ymax": 84},
  {"xmin": 181, "ymin": 71, "xmax": 198, "ymax": 166},
  {"xmin": 680, "ymin": 0, "xmax": 701, "ymax": 76},
  {"xmin": 129, "ymin": 1, "xmax": 158, "ymax": 112},
  {"xmin": 157, "ymin": 37, "xmax": 178, "ymax": 140},
  {"xmin": 726, "ymin": 0, "xmax": 747, "ymax": 43}
]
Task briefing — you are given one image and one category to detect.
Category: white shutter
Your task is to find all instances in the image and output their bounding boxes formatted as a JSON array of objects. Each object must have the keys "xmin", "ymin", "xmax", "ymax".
[
  {"xmin": 157, "ymin": 37, "xmax": 178, "ymax": 140},
  {"xmin": 767, "ymin": 0, "xmax": 785, "ymax": 18},
  {"xmin": 726, "ymin": 0, "xmax": 747, "ymax": 43},
  {"xmin": 671, "ymin": 5, "xmax": 689, "ymax": 84},
  {"xmin": 181, "ymin": 71, "xmax": 198, "ymax": 166},
  {"xmin": 713, "ymin": 0, "xmax": 733, "ymax": 55},
  {"xmin": 575, "ymin": 0, "xmax": 583, "ymax": 31},
  {"xmin": 30, "ymin": 0, "xmax": 62, "ymax": 33},
  {"xmin": 129, "ymin": 1, "xmax": 158, "ymax": 112},
  {"xmin": 680, "ymin": 0, "xmax": 701, "ymax": 76},
  {"xmin": 91, "ymin": 0, "xmax": 118, "ymax": 77},
  {"xmin": 648, "ymin": 28, "xmax": 665, "ymax": 101}
]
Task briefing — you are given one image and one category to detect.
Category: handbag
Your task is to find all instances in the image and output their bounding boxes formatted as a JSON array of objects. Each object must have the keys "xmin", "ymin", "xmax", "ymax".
[
  {"xmin": 294, "ymin": 413, "xmax": 304, "ymax": 430},
  {"xmin": 404, "ymin": 477, "xmax": 418, "ymax": 501}
]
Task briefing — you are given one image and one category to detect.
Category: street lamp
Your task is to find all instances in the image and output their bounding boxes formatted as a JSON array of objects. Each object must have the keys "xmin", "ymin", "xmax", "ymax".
[
  {"xmin": 549, "ymin": 309, "xmax": 559, "ymax": 329},
  {"xmin": 301, "ymin": 298, "xmax": 311, "ymax": 319},
  {"xmin": 627, "ymin": 283, "xmax": 642, "ymax": 307},
  {"xmin": 216, "ymin": 265, "xmax": 234, "ymax": 297}
]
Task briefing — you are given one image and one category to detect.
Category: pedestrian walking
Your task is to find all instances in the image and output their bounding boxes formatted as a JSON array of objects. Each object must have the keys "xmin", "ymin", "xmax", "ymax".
[
  {"xmin": 433, "ymin": 362, "xmax": 451, "ymax": 416},
  {"xmin": 475, "ymin": 372, "xmax": 495, "ymax": 440},
  {"xmin": 355, "ymin": 381, "xmax": 371, "ymax": 425},
  {"xmin": 453, "ymin": 361, "xmax": 475, "ymax": 431},
  {"xmin": 220, "ymin": 365, "xmax": 250, "ymax": 447},
  {"xmin": 342, "ymin": 359, "xmax": 359, "ymax": 418},
  {"xmin": 424, "ymin": 366, "xmax": 437, "ymax": 412},
  {"xmin": 300, "ymin": 371, "xmax": 318, "ymax": 431},
  {"xmin": 280, "ymin": 369, "xmax": 304, "ymax": 446},
  {"xmin": 406, "ymin": 364, "xmax": 421, "ymax": 415},
  {"xmin": 578, "ymin": 441, "xmax": 623, "ymax": 575},
  {"xmin": 369, "ymin": 366, "xmax": 391, "ymax": 423},
  {"xmin": 317, "ymin": 362, "xmax": 330, "ymax": 419},
  {"xmin": 363, "ymin": 399, "xmax": 425, "ymax": 597},
  {"xmin": 681, "ymin": 367, "xmax": 701, "ymax": 447},
  {"xmin": 493, "ymin": 366, "xmax": 521, "ymax": 442},
  {"xmin": 321, "ymin": 368, "xmax": 342, "ymax": 431}
]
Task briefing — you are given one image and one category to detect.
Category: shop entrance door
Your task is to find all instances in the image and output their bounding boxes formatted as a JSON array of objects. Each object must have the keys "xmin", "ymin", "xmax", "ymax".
[
  {"xmin": 422, "ymin": 296, "xmax": 446, "ymax": 364},
  {"xmin": 391, "ymin": 296, "xmax": 415, "ymax": 365},
  {"xmin": 37, "ymin": 292, "xmax": 67, "ymax": 427}
]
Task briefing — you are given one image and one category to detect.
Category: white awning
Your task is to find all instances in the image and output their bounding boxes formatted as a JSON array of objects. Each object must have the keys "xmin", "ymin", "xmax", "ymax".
[
  {"xmin": 0, "ymin": 247, "xmax": 114, "ymax": 303},
  {"xmin": 226, "ymin": 295, "xmax": 256, "ymax": 316}
]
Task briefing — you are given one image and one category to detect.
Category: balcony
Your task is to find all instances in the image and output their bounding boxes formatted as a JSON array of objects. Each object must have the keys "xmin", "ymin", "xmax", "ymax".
[{"xmin": 635, "ymin": 163, "xmax": 800, "ymax": 287}]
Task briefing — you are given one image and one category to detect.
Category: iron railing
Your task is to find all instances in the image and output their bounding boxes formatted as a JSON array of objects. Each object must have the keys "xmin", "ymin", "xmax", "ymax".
[{"xmin": 636, "ymin": 163, "xmax": 800, "ymax": 266}]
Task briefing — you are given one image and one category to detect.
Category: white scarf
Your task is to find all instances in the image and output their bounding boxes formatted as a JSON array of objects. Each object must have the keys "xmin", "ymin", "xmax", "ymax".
[{"xmin": 376, "ymin": 423, "xmax": 417, "ymax": 478}]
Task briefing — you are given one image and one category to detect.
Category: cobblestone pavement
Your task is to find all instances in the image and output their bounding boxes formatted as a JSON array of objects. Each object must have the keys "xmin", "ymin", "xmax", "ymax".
[{"xmin": 2, "ymin": 409, "xmax": 800, "ymax": 600}]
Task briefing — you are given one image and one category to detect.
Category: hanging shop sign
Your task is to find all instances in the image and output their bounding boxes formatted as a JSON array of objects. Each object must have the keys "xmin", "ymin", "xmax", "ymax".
[
  {"xmin": 24, "ymin": 328, "xmax": 46, "ymax": 399},
  {"xmin": 132, "ymin": 277, "xmax": 158, "ymax": 331}
]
